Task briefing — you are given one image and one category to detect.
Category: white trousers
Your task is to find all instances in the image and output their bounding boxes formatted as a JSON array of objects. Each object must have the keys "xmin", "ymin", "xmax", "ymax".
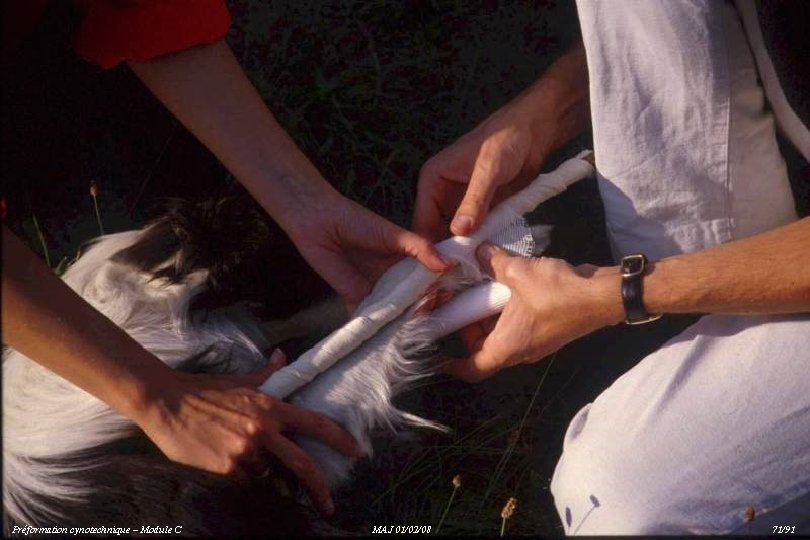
[{"xmin": 550, "ymin": 314, "xmax": 810, "ymax": 534}]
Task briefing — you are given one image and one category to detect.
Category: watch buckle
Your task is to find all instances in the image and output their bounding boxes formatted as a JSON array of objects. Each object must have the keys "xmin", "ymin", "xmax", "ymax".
[
  {"xmin": 625, "ymin": 312, "xmax": 663, "ymax": 325},
  {"xmin": 621, "ymin": 253, "xmax": 646, "ymax": 278}
]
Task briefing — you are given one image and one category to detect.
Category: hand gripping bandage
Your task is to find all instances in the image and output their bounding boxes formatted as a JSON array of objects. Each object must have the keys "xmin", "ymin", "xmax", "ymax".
[{"xmin": 259, "ymin": 151, "xmax": 594, "ymax": 399}]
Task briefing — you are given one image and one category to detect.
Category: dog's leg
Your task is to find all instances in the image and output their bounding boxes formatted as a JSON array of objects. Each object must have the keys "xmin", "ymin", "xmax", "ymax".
[{"xmin": 259, "ymin": 297, "xmax": 348, "ymax": 350}]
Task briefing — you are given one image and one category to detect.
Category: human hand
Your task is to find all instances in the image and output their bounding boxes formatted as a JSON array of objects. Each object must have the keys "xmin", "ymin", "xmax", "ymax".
[
  {"xmin": 413, "ymin": 101, "xmax": 552, "ymax": 242},
  {"xmin": 133, "ymin": 349, "xmax": 363, "ymax": 516},
  {"xmin": 445, "ymin": 244, "xmax": 625, "ymax": 382},
  {"xmin": 284, "ymin": 186, "xmax": 453, "ymax": 313}
]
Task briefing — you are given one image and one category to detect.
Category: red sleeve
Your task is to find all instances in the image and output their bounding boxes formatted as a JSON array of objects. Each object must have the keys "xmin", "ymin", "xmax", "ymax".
[{"xmin": 73, "ymin": 0, "xmax": 231, "ymax": 69}]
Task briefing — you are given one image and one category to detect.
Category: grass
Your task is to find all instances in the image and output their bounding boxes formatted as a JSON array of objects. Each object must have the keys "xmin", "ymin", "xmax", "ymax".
[
  {"xmin": 30, "ymin": 213, "xmax": 51, "ymax": 268},
  {"xmin": 327, "ymin": 355, "xmax": 577, "ymax": 536},
  {"xmin": 227, "ymin": 0, "xmax": 579, "ymax": 226},
  {"xmin": 4, "ymin": 0, "xmax": 597, "ymax": 535},
  {"xmin": 223, "ymin": 3, "xmax": 585, "ymax": 533},
  {"xmin": 11, "ymin": 2, "xmax": 807, "ymax": 535}
]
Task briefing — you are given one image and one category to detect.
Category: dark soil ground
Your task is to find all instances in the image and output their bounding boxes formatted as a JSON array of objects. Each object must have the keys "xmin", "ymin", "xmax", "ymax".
[{"xmin": 3, "ymin": 1, "xmax": 807, "ymax": 536}]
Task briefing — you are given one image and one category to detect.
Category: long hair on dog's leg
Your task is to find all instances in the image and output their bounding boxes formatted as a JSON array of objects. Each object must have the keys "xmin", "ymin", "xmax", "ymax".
[{"xmin": 3, "ymin": 194, "xmax": 319, "ymax": 535}]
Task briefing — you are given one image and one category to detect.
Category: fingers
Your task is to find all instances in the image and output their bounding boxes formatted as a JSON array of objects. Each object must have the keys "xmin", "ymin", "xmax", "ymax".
[
  {"xmin": 227, "ymin": 395, "xmax": 364, "ymax": 516},
  {"xmin": 444, "ymin": 312, "xmax": 536, "ymax": 382},
  {"xmin": 264, "ymin": 434, "xmax": 335, "ymax": 516},
  {"xmin": 413, "ymin": 168, "xmax": 447, "ymax": 242},
  {"xmin": 415, "ymin": 286, "xmax": 456, "ymax": 315},
  {"xmin": 443, "ymin": 344, "xmax": 507, "ymax": 383},
  {"xmin": 236, "ymin": 445, "xmax": 270, "ymax": 479},
  {"xmin": 264, "ymin": 348, "xmax": 288, "ymax": 375},
  {"xmin": 476, "ymin": 243, "xmax": 524, "ymax": 286},
  {"xmin": 384, "ymin": 222, "xmax": 454, "ymax": 274},
  {"xmin": 457, "ymin": 316, "xmax": 497, "ymax": 353},
  {"xmin": 450, "ymin": 147, "xmax": 513, "ymax": 236},
  {"xmin": 277, "ymin": 403, "xmax": 365, "ymax": 460},
  {"xmin": 320, "ymin": 255, "xmax": 373, "ymax": 315},
  {"xmin": 263, "ymin": 404, "xmax": 365, "ymax": 517},
  {"xmin": 229, "ymin": 349, "xmax": 288, "ymax": 388}
]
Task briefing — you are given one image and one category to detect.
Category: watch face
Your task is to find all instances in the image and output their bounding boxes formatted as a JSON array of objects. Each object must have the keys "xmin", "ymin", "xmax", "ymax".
[{"xmin": 621, "ymin": 254, "xmax": 646, "ymax": 277}]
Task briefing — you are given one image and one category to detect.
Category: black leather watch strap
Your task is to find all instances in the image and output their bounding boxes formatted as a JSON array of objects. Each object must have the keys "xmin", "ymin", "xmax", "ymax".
[{"xmin": 620, "ymin": 254, "xmax": 661, "ymax": 325}]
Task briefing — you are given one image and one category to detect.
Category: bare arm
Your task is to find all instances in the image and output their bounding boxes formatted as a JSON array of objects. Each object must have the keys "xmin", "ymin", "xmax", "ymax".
[
  {"xmin": 2, "ymin": 226, "xmax": 167, "ymax": 418},
  {"xmin": 447, "ymin": 217, "xmax": 810, "ymax": 382},
  {"xmin": 128, "ymin": 40, "xmax": 327, "ymax": 232},
  {"xmin": 642, "ymin": 217, "xmax": 810, "ymax": 315},
  {"xmin": 128, "ymin": 40, "xmax": 450, "ymax": 310},
  {"xmin": 2, "ymin": 226, "xmax": 361, "ymax": 514},
  {"xmin": 414, "ymin": 42, "xmax": 590, "ymax": 240}
]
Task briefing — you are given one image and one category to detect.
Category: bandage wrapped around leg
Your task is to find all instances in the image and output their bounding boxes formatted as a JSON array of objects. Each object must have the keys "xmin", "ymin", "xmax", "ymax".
[{"xmin": 259, "ymin": 151, "xmax": 595, "ymax": 486}]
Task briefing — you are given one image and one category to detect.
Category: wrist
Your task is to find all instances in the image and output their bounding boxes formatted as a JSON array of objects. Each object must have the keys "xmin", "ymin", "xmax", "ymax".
[
  {"xmin": 641, "ymin": 258, "xmax": 682, "ymax": 315},
  {"xmin": 509, "ymin": 44, "xmax": 589, "ymax": 158},
  {"xmin": 586, "ymin": 267, "xmax": 626, "ymax": 327},
  {"xmin": 113, "ymin": 352, "xmax": 179, "ymax": 428},
  {"xmin": 502, "ymin": 89, "xmax": 557, "ymax": 166},
  {"xmin": 250, "ymin": 171, "xmax": 342, "ymax": 239}
]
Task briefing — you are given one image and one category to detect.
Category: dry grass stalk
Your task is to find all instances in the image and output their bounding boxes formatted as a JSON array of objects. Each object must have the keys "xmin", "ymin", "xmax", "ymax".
[
  {"xmin": 31, "ymin": 213, "xmax": 51, "ymax": 268},
  {"xmin": 90, "ymin": 181, "xmax": 104, "ymax": 235},
  {"xmin": 436, "ymin": 474, "xmax": 461, "ymax": 535},
  {"xmin": 500, "ymin": 496, "xmax": 517, "ymax": 536}
]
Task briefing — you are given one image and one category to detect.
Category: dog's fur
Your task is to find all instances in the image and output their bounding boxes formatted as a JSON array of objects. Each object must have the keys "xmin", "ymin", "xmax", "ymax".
[
  {"xmin": 3, "ymin": 195, "xmax": 444, "ymax": 535},
  {"xmin": 3, "ymin": 148, "xmax": 588, "ymax": 534},
  {"xmin": 3, "ymin": 197, "xmax": 318, "ymax": 535}
]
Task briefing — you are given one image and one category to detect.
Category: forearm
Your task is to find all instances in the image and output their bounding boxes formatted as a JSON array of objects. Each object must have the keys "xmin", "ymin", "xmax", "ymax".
[
  {"xmin": 127, "ymin": 40, "xmax": 335, "ymax": 236},
  {"xmin": 507, "ymin": 41, "xmax": 590, "ymax": 159},
  {"xmin": 591, "ymin": 218, "xmax": 810, "ymax": 324},
  {"xmin": 1, "ymin": 226, "xmax": 170, "ymax": 420},
  {"xmin": 644, "ymin": 218, "xmax": 810, "ymax": 315}
]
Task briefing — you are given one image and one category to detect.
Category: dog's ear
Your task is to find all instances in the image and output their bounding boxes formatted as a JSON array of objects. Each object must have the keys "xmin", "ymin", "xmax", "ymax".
[
  {"xmin": 110, "ymin": 217, "xmax": 182, "ymax": 279},
  {"xmin": 112, "ymin": 196, "xmax": 278, "ymax": 303}
]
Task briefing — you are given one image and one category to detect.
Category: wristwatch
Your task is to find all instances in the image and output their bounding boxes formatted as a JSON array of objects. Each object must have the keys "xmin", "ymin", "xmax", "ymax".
[{"xmin": 620, "ymin": 254, "xmax": 661, "ymax": 325}]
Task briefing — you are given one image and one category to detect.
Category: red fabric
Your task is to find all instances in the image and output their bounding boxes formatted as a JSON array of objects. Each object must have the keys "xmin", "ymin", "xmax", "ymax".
[{"xmin": 73, "ymin": 0, "xmax": 231, "ymax": 68}]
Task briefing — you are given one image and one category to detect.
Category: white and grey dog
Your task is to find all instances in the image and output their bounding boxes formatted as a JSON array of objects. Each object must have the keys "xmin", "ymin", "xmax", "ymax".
[
  {"xmin": 3, "ymin": 153, "xmax": 594, "ymax": 536},
  {"xmin": 3, "ymin": 196, "xmax": 335, "ymax": 535}
]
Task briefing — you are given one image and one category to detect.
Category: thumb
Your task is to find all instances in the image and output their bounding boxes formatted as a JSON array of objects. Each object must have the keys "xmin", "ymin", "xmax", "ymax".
[
  {"xmin": 315, "ymin": 253, "xmax": 372, "ymax": 314},
  {"xmin": 476, "ymin": 243, "xmax": 523, "ymax": 286},
  {"xmin": 442, "ymin": 337, "xmax": 509, "ymax": 383},
  {"xmin": 235, "ymin": 348, "xmax": 288, "ymax": 388},
  {"xmin": 412, "ymin": 166, "xmax": 447, "ymax": 243}
]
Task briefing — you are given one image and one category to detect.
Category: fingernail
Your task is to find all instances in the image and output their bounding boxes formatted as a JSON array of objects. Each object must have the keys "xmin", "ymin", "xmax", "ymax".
[
  {"xmin": 269, "ymin": 348, "xmax": 285, "ymax": 366},
  {"xmin": 477, "ymin": 243, "xmax": 495, "ymax": 262},
  {"xmin": 452, "ymin": 215, "xmax": 473, "ymax": 234}
]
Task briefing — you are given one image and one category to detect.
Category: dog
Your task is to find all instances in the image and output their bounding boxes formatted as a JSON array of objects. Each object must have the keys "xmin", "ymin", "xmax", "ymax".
[
  {"xmin": 3, "ymin": 192, "xmax": 467, "ymax": 536},
  {"xmin": 3, "ymin": 196, "xmax": 349, "ymax": 536},
  {"xmin": 3, "ymin": 153, "xmax": 594, "ymax": 535}
]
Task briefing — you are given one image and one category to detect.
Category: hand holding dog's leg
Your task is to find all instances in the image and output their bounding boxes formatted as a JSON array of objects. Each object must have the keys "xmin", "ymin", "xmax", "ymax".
[
  {"xmin": 3, "ymin": 227, "xmax": 361, "ymax": 516},
  {"xmin": 447, "ymin": 218, "xmax": 810, "ymax": 382},
  {"xmin": 444, "ymin": 243, "xmax": 624, "ymax": 382},
  {"xmin": 134, "ymin": 349, "xmax": 365, "ymax": 517}
]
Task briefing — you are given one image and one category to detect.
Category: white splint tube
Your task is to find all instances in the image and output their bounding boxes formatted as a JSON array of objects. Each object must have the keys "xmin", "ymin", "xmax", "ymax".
[{"xmin": 260, "ymin": 151, "xmax": 594, "ymax": 398}]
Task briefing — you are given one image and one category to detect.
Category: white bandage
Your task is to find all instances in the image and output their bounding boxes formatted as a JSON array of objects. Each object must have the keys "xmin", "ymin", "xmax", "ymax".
[{"xmin": 260, "ymin": 150, "xmax": 594, "ymax": 398}]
